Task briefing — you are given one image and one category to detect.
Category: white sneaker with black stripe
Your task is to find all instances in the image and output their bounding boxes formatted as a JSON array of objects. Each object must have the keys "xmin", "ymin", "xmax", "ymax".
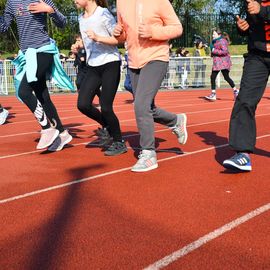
[
  {"xmin": 223, "ymin": 153, "xmax": 252, "ymax": 172},
  {"xmin": 131, "ymin": 150, "xmax": 158, "ymax": 172}
]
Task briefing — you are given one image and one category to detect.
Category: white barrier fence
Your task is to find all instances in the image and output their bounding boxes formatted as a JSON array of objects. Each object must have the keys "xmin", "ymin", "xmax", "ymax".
[{"xmin": 0, "ymin": 56, "xmax": 247, "ymax": 95}]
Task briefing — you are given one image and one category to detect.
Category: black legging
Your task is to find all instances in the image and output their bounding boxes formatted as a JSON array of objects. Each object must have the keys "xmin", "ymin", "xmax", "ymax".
[
  {"xmin": 77, "ymin": 61, "xmax": 123, "ymax": 142},
  {"xmin": 18, "ymin": 53, "xmax": 64, "ymax": 132},
  {"xmin": 210, "ymin": 69, "xmax": 235, "ymax": 90}
]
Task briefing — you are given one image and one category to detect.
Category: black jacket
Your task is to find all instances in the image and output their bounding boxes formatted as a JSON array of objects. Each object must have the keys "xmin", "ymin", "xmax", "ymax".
[{"xmin": 239, "ymin": 0, "xmax": 270, "ymax": 53}]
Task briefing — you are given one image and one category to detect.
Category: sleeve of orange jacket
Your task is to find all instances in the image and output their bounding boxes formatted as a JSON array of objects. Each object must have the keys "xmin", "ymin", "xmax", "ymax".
[{"xmin": 150, "ymin": 0, "xmax": 182, "ymax": 41}]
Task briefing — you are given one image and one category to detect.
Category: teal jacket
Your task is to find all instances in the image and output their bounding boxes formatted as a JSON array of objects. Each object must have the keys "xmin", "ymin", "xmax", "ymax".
[{"xmin": 13, "ymin": 40, "xmax": 75, "ymax": 99}]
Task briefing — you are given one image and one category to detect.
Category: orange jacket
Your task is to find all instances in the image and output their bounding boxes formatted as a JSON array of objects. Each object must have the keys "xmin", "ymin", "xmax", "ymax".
[{"xmin": 116, "ymin": 0, "xmax": 182, "ymax": 68}]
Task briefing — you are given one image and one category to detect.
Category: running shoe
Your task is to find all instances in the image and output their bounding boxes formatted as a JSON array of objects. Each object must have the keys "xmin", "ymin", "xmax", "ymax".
[
  {"xmin": 223, "ymin": 153, "xmax": 252, "ymax": 172},
  {"xmin": 0, "ymin": 108, "xmax": 9, "ymax": 125},
  {"xmin": 233, "ymin": 89, "xmax": 239, "ymax": 100},
  {"xmin": 170, "ymin": 113, "xmax": 188, "ymax": 144},
  {"xmin": 104, "ymin": 141, "xmax": 127, "ymax": 156},
  {"xmin": 36, "ymin": 128, "xmax": 59, "ymax": 149},
  {"xmin": 131, "ymin": 150, "xmax": 158, "ymax": 172},
  {"xmin": 205, "ymin": 93, "xmax": 217, "ymax": 101},
  {"xmin": 48, "ymin": 130, "xmax": 73, "ymax": 152}
]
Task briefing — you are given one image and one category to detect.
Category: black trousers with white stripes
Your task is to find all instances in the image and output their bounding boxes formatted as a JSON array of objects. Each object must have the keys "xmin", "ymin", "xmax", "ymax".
[{"xmin": 18, "ymin": 53, "xmax": 64, "ymax": 132}]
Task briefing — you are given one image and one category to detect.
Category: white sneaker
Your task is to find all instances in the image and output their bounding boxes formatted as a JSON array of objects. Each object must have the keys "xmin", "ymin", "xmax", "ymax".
[
  {"xmin": 0, "ymin": 108, "xmax": 9, "ymax": 125},
  {"xmin": 233, "ymin": 89, "xmax": 239, "ymax": 100},
  {"xmin": 36, "ymin": 128, "xmax": 59, "ymax": 149},
  {"xmin": 48, "ymin": 130, "xmax": 72, "ymax": 152},
  {"xmin": 205, "ymin": 93, "xmax": 216, "ymax": 101},
  {"xmin": 170, "ymin": 113, "xmax": 188, "ymax": 144},
  {"xmin": 131, "ymin": 150, "xmax": 158, "ymax": 172}
]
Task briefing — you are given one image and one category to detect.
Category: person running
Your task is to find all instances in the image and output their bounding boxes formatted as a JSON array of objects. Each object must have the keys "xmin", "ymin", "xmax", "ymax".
[
  {"xmin": 0, "ymin": 104, "xmax": 9, "ymax": 125},
  {"xmin": 113, "ymin": 0, "xmax": 188, "ymax": 172},
  {"xmin": 205, "ymin": 28, "xmax": 239, "ymax": 101},
  {"xmin": 0, "ymin": 0, "xmax": 74, "ymax": 151},
  {"xmin": 223, "ymin": 0, "xmax": 270, "ymax": 172},
  {"xmin": 74, "ymin": 0, "xmax": 127, "ymax": 156}
]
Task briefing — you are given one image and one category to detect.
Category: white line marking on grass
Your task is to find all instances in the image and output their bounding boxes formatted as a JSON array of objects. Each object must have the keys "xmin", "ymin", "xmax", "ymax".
[
  {"xmin": 143, "ymin": 202, "xmax": 270, "ymax": 270},
  {"xmin": 1, "ymin": 134, "xmax": 270, "ymax": 204}
]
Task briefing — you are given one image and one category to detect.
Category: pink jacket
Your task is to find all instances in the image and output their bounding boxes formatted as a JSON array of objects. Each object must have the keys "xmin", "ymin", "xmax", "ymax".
[{"xmin": 116, "ymin": 0, "xmax": 182, "ymax": 68}]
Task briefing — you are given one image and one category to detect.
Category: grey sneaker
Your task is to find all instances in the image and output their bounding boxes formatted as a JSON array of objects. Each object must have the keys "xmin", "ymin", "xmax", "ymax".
[
  {"xmin": 97, "ymin": 127, "xmax": 112, "ymax": 146},
  {"xmin": 48, "ymin": 130, "xmax": 73, "ymax": 152},
  {"xmin": 170, "ymin": 113, "xmax": 188, "ymax": 145},
  {"xmin": 205, "ymin": 93, "xmax": 216, "ymax": 101},
  {"xmin": 104, "ymin": 141, "xmax": 127, "ymax": 156},
  {"xmin": 0, "ymin": 108, "xmax": 9, "ymax": 125},
  {"xmin": 36, "ymin": 128, "xmax": 59, "ymax": 149},
  {"xmin": 131, "ymin": 150, "xmax": 158, "ymax": 172}
]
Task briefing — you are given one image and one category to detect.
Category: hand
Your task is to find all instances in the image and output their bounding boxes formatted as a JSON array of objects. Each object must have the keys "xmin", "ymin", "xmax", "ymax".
[
  {"xmin": 113, "ymin": 24, "xmax": 123, "ymax": 37},
  {"xmin": 138, "ymin": 24, "xmax": 152, "ymax": 39},
  {"xmin": 246, "ymin": 0, "xmax": 260, "ymax": 15},
  {"xmin": 71, "ymin": 44, "xmax": 78, "ymax": 54},
  {"xmin": 85, "ymin": 29, "xmax": 98, "ymax": 42},
  {"xmin": 28, "ymin": 0, "xmax": 54, "ymax": 14},
  {"xmin": 209, "ymin": 43, "xmax": 214, "ymax": 51},
  {"xmin": 236, "ymin": 15, "xmax": 250, "ymax": 31}
]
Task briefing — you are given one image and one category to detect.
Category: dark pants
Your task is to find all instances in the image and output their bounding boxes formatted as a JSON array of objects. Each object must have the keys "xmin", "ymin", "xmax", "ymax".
[
  {"xmin": 210, "ymin": 69, "xmax": 235, "ymax": 90},
  {"xmin": 229, "ymin": 52, "xmax": 270, "ymax": 153},
  {"xmin": 77, "ymin": 61, "xmax": 123, "ymax": 142},
  {"xmin": 18, "ymin": 53, "xmax": 64, "ymax": 132}
]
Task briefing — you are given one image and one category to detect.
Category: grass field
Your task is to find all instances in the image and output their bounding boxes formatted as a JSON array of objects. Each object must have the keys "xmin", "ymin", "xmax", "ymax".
[{"xmin": 1, "ymin": 45, "xmax": 248, "ymax": 59}]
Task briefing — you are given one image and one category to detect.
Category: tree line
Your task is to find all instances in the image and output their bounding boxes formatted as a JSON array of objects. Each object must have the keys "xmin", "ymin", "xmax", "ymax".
[{"xmin": 0, "ymin": 0, "xmax": 246, "ymax": 53}]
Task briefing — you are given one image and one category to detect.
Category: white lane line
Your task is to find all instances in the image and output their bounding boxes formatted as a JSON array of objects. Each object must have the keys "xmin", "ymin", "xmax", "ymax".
[
  {"xmin": 143, "ymin": 202, "xmax": 270, "ymax": 270},
  {"xmin": 1, "ymin": 134, "xmax": 270, "ymax": 204},
  {"xmin": 1, "ymin": 103, "xmax": 270, "ymax": 138},
  {"xmin": 1, "ymin": 115, "xmax": 270, "ymax": 159},
  {"xmin": 3, "ymin": 100, "xmax": 235, "ymax": 126}
]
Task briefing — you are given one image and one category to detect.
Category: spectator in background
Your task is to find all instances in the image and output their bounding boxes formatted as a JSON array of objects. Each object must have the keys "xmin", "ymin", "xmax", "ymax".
[
  {"xmin": 176, "ymin": 47, "xmax": 190, "ymax": 89},
  {"xmin": 71, "ymin": 34, "xmax": 87, "ymax": 91},
  {"xmin": 193, "ymin": 39, "xmax": 206, "ymax": 88},
  {"xmin": 205, "ymin": 28, "xmax": 239, "ymax": 101}
]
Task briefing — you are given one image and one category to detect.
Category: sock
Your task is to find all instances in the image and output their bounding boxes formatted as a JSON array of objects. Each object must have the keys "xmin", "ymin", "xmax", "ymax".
[{"xmin": 211, "ymin": 90, "xmax": 216, "ymax": 94}]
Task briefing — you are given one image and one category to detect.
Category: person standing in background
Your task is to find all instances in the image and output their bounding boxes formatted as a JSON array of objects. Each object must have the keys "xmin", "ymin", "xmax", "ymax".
[{"xmin": 193, "ymin": 39, "xmax": 206, "ymax": 88}]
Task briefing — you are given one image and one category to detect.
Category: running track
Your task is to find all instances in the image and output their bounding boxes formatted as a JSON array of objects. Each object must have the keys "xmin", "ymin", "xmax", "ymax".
[{"xmin": 0, "ymin": 89, "xmax": 270, "ymax": 270}]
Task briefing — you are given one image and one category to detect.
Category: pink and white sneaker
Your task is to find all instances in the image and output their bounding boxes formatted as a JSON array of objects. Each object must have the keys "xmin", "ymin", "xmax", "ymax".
[{"xmin": 36, "ymin": 128, "xmax": 59, "ymax": 149}]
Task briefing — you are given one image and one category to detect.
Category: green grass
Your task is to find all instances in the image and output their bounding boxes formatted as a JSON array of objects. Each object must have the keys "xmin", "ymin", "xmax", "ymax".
[{"xmin": 1, "ymin": 45, "xmax": 248, "ymax": 59}]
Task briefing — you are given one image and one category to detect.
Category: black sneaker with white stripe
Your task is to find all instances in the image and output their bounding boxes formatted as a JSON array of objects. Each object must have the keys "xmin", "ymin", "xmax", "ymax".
[{"xmin": 223, "ymin": 153, "xmax": 252, "ymax": 172}]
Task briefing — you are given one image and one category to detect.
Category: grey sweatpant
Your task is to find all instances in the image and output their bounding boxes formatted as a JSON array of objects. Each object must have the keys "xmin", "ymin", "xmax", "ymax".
[{"xmin": 130, "ymin": 61, "xmax": 177, "ymax": 150}]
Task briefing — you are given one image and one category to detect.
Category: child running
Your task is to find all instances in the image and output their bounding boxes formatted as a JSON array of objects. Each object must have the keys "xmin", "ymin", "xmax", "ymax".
[
  {"xmin": 0, "ymin": 0, "xmax": 74, "ymax": 151},
  {"xmin": 113, "ymin": 0, "xmax": 188, "ymax": 172},
  {"xmin": 223, "ymin": 0, "xmax": 270, "ymax": 172},
  {"xmin": 205, "ymin": 28, "xmax": 239, "ymax": 101},
  {"xmin": 74, "ymin": 0, "xmax": 127, "ymax": 156}
]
